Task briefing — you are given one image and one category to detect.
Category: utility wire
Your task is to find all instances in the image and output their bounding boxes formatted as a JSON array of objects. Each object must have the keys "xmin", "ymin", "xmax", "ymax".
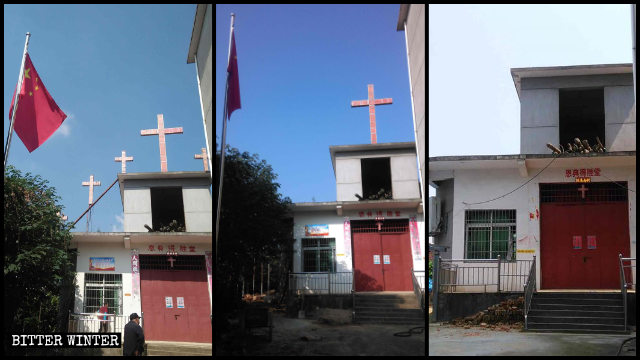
[{"xmin": 462, "ymin": 153, "xmax": 561, "ymax": 206}]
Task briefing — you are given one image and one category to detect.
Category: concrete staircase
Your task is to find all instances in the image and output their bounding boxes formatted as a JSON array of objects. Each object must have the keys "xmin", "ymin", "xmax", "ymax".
[
  {"xmin": 144, "ymin": 341, "xmax": 212, "ymax": 356},
  {"xmin": 527, "ymin": 292, "xmax": 628, "ymax": 333},
  {"xmin": 354, "ymin": 292, "xmax": 425, "ymax": 325}
]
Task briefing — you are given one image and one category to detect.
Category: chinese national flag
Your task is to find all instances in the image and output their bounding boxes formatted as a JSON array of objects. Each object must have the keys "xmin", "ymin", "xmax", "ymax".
[
  {"xmin": 226, "ymin": 28, "xmax": 241, "ymax": 120},
  {"xmin": 9, "ymin": 53, "xmax": 67, "ymax": 153}
]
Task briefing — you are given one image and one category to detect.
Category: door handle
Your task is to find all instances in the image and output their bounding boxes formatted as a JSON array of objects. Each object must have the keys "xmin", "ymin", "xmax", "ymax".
[{"xmin": 174, "ymin": 314, "xmax": 180, "ymax": 320}]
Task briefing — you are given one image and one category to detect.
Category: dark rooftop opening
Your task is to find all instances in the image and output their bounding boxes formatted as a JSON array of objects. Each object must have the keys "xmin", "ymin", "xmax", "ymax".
[
  {"xmin": 360, "ymin": 157, "xmax": 392, "ymax": 200},
  {"xmin": 150, "ymin": 187, "xmax": 186, "ymax": 231},
  {"xmin": 559, "ymin": 88, "xmax": 605, "ymax": 150}
]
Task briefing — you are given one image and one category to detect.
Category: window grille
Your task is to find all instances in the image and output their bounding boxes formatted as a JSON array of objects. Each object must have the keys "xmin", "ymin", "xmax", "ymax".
[
  {"xmin": 351, "ymin": 219, "xmax": 409, "ymax": 233},
  {"xmin": 465, "ymin": 210, "xmax": 516, "ymax": 260},
  {"xmin": 302, "ymin": 238, "xmax": 336, "ymax": 272},
  {"xmin": 540, "ymin": 182, "xmax": 628, "ymax": 203},
  {"xmin": 83, "ymin": 273, "xmax": 123, "ymax": 315},
  {"xmin": 139, "ymin": 255, "xmax": 205, "ymax": 271}
]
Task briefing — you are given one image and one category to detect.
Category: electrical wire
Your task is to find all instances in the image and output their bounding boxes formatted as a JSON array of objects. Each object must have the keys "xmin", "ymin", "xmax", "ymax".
[{"xmin": 462, "ymin": 153, "xmax": 561, "ymax": 206}]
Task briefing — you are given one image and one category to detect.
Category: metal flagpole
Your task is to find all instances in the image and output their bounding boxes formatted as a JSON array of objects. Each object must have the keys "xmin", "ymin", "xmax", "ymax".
[
  {"xmin": 4, "ymin": 32, "xmax": 31, "ymax": 172},
  {"xmin": 216, "ymin": 13, "xmax": 235, "ymax": 256}
]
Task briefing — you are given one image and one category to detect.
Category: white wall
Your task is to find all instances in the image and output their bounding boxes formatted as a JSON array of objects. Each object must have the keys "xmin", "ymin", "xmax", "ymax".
[{"xmin": 448, "ymin": 165, "xmax": 636, "ymax": 291}]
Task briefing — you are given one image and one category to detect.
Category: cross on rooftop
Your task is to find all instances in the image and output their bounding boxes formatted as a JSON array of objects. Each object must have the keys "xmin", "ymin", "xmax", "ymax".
[
  {"xmin": 350, "ymin": 84, "xmax": 392, "ymax": 144},
  {"xmin": 140, "ymin": 114, "xmax": 183, "ymax": 172},
  {"xmin": 82, "ymin": 175, "xmax": 101, "ymax": 205},
  {"xmin": 194, "ymin": 148, "xmax": 209, "ymax": 172},
  {"xmin": 114, "ymin": 150, "xmax": 134, "ymax": 174}
]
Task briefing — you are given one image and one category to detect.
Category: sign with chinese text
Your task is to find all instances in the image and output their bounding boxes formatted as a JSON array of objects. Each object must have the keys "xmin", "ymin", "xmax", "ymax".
[
  {"xmin": 343, "ymin": 218, "xmax": 352, "ymax": 258},
  {"xmin": 131, "ymin": 251, "xmax": 140, "ymax": 298},
  {"xmin": 89, "ymin": 257, "xmax": 115, "ymax": 271},
  {"xmin": 373, "ymin": 255, "xmax": 380, "ymax": 264},
  {"xmin": 305, "ymin": 224, "xmax": 329, "ymax": 236},
  {"xmin": 177, "ymin": 297, "xmax": 185, "ymax": 309},
  {"xmin": 587, "ymin": 235, "xmax": 597, "ymax": 249},
  {"xmin": 165, "ymin": 297, "xmax": 173, "ymax": 308},
  {"xmin": 383, "ymin": 255, "xmax": 390, "ymax": 264}
]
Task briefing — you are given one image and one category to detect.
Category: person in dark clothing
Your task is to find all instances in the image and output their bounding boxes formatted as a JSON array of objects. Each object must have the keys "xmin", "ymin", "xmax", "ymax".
[{"xmin": 123, "ymin": 313, "xmax": 145, "ymax": 356}]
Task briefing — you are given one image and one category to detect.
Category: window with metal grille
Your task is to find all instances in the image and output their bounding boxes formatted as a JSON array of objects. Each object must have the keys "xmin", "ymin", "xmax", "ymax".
[
  {"xmin": 139, "ymin": 255, "xmax": 205, "ymax": 271},
  {"xmin": 302, "ymin": 238, "xmax": 336, "ymax": 272},
  {"xmin": 351, "ymin": 219, "xmax": 409, "ymax": 233},
  {"xmin": 84, "ymin": 273, "xmax": 123, "ymax": 315},
  {"xmin": 540, "ymin": 182, "xmax": 628, "ymax": 203},
  {"xmin": 465, "ymin": 210, "xmax": 516, "ymax": 260}
]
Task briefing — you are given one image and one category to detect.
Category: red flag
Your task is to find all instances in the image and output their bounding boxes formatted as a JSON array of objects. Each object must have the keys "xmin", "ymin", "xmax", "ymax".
[
  {"xmin": 226, "ymin": 28, "xmax": 241, "ymax": 120},
  {"xmin": 9, "ymin": 53, "xmax": 67, "ymax": 153}
]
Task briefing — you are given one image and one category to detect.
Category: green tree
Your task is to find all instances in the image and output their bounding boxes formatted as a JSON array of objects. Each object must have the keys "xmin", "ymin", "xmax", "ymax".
[
  {"xmin": 4, "ymin": 165, "xmax": 77, "ymax": 355},
  {"xmin": 215, "ymin": 144, "xmax": 293, "ymax": 321}
]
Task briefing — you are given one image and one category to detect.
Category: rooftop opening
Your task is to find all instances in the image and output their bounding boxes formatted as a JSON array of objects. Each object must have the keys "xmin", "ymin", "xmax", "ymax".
[
  {"xmin": 150, "ymin": 187, "xmax": 186, "ymax": 231},
  {"xmin": 360, "ymin": 157, "xmax": 392, "ymax": 200},
  {"xmin": 559, "ymin": 88, "xmax": 605, "ymax": 149}
]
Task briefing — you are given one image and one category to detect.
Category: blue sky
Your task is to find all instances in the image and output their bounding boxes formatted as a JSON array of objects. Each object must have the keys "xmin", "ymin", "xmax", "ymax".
[
  {"xmin": 4, "ymin": 5, "xmax": 207, "ymax": 232},
  {"xmin": 215, "ymin": 4, "xmax": 417, "ymax": 203}
]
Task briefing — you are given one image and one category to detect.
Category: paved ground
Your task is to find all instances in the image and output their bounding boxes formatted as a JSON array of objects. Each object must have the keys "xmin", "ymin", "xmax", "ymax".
[
  {"xmin": 219, "ymin": 312, "xmax": 425, "ymax": 356},
  {"xmin": 429, "ymin": 323, "xmax": 636, "ymax": 356}
]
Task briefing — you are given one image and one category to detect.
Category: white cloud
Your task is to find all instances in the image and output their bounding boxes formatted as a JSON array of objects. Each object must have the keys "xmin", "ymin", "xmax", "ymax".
[{"xmin": 111, "ymin": 214, "xmax": 124, "ymax": 232}]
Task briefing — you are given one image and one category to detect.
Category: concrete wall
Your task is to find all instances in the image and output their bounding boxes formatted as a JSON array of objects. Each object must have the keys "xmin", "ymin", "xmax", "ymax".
[
  {"xmin": 123, "ymin": 178, "xmax": 212, "ymax": 232},
  {"xmin": 335, "ymin": 151, "xmax": 420, "ymax": 202},
  {"xmin": 519, "ymin": 74, "xmax": 635, "ymax": 154},
  {"xmin": 403, "ymin": 4, "xmax": 426, "ymax": 216},
  {"xmin": 605, "ymin": 86, "xmax": 636, "ymax": 151},
  {"xmin": 433, "ymin": 178, "xmax": 454, "ymax": 260},
  {"xmin": 447, "ymin": 165, "xmax": 635, "ymax": 291},
  {"xmin": 391, "ymin": 155, "xmax": 421, "ymax": 199}
]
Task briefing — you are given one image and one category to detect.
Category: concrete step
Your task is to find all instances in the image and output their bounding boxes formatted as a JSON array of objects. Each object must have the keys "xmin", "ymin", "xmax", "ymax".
[
  {"xmin": 354, "ymin": 292, "xmax": 424, "ymax": 324},
  {"xmin": 526, "ymin": 292, "xmax": 628, "ymax": 334},
  {"xmin": 145, "ymin": 341, "xmax": 212, "ymax": 356}
]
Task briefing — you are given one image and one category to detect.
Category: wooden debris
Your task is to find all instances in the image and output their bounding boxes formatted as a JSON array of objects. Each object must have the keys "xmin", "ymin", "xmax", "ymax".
[{"xmin": 546, "ymin": 137, "xmax": 607, "ymax": 154}]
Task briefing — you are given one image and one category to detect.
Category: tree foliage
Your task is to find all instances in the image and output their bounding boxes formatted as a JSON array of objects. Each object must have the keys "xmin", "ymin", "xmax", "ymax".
[
  {"xmin": 215, "ymin": 144, "xmax": 293, "ymax": 316},
  {"xmin": 4, "ymin": 165, "xmax": 77, "ymax": 354}
]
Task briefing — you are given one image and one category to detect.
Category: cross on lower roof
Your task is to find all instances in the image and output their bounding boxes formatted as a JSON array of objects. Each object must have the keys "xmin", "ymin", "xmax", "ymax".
[
  {"xmin": 140, "ymin": 114, "xmax": 183, "ymax": 172},
  {"xmin": 82, "ymin": 175, "xmax": 101, "ymax": 205},
  {"xmin": 194, "ymin": 148, "xmax": 209, "ymax": 172},
  {"xmin": 114, "ymin": 150, "xmax": 134, "ymax": 174},
  {"xmin": 350, "ymin": 84, "xmax": 392, "ymax": 144}
]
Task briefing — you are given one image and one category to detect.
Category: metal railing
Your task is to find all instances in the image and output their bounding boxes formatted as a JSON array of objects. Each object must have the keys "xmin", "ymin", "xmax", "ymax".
[
  {"xmin": 68, "ymin": 312, "xmax": 135, "ymax": 334},
  {"xmin": 618, "ymin": 254, "xmax": 636, "ymax": 332},
  {"xmin": 412, "ymin": 269, "xmax": 426, "ymax": 311},
  {"xmin": 438, "ymin": 255, "xmax": 533, "ymax": 293},
  {"xmin": 523, "ymin": 255, "xmax": 536, "ymax": 330},
  {"xmin": 288, "ymin": 272, "xmax": 353, "ymax": 295}
]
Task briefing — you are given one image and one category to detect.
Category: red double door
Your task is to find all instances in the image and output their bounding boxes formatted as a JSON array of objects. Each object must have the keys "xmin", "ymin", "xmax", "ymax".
[
  {"xmin": 352, "ymin": 231, "xmax": 413, "ymax": 291},
  {"xmin": 140, "ymin": 267, "xmax": 211, "ymax": 343},
  {"xmin": 540, "ymin": 201, "xmax": 630, "ymax": 289}
]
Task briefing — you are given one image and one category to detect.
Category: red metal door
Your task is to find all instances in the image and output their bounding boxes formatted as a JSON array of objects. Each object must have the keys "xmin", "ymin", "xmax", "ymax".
[
  {"xmin": 141, "ymin": 266, "xmax": 211, "ymax": 342},
  {"xmin": 380, "ymin": 233, "xmax": 413, "ymax": 291},
  {"xmin": 352, "ymin": 232, "xmax": 384, "ymax": 291},
  {"xmin": 540, "ymin": 183, "xmax": 631, "ymax": 290},
  {"xmin": 541, "ymin": 203, "xmax": 585, "ymax": 289},
  {"xmin": 583, "ymin": 202, "xmax": 631, "ymax": 288}
]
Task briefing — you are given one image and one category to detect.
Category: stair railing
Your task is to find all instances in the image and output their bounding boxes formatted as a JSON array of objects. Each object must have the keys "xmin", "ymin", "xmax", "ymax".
[
  {"xmin": 351, "ymin": 270, "xmax": 356, "ymax": 322},
  {"xmin": 618, "ymin": 253, "xmax": 636, "ymax": 332},
  {"xmin": 523, "ymin": 255, "xmax": 536, "ymax": 330},
  {"xmin": 411, "ymin": 268, "xmax": 426, "ymax": 312}
]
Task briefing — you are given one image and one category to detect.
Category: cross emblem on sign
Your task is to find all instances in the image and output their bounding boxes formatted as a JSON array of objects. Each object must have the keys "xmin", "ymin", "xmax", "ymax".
[
  {"xmin": 167, "ymin": 256, "xmax": 176, "ymax": 268},
  {"xmin": 140, "ymin": 114, "xmax": 183, "ymax": 172},
  {"xmin": 351, "ymin": 84, "xmax": 392, "ymax": 144},
  {"xmin": 577, "ymin": 184, "xmax": 588, "ymax": 199}
]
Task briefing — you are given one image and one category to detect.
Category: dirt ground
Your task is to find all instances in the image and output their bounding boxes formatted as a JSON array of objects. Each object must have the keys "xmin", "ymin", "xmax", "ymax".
[{"xmin": 218, "ymin": 312, "xmax": 425, "ymax": 356}]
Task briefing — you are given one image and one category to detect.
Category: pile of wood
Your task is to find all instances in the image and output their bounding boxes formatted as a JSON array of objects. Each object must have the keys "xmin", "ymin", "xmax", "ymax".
[
  {"xmin": 447, "ymin": 296, "xmax": 524, "ymax": 329},
  {"xmin": 355, "ymin": 188, "xmax": 392, "ymax": 201},
  {"xmin": 546, "ymin": 137, "xmax": 606, "ymax": 154}
]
